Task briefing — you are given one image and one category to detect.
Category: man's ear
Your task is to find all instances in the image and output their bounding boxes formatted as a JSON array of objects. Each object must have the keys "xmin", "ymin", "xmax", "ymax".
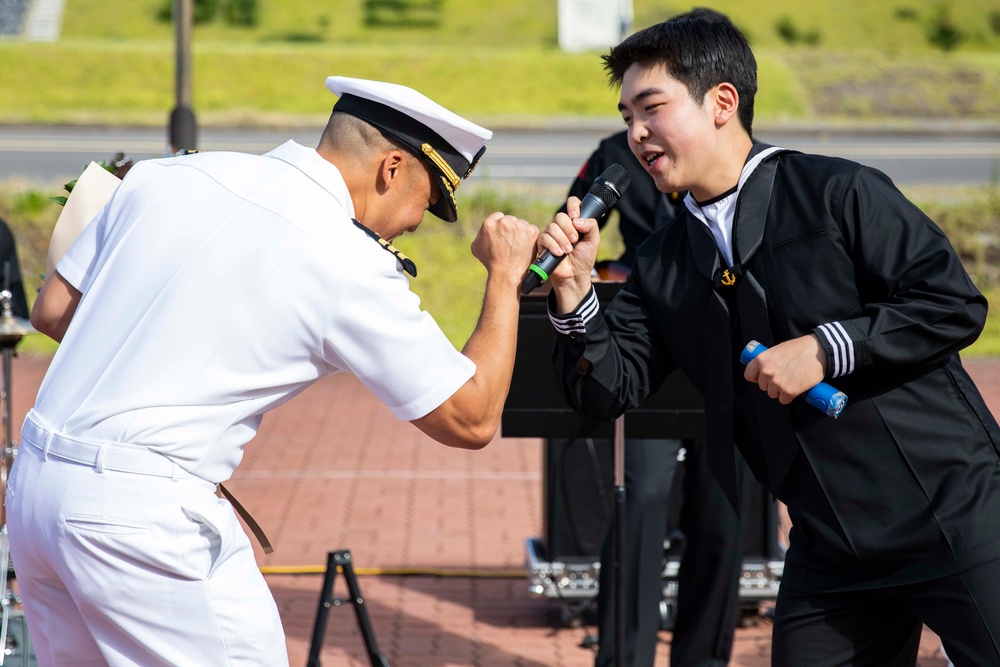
[
  {"xmin": 376, "ymin": 149, "xmax": 407, "ymax": 195},
  {"xmin": 712, "ymin": 82, "xmax": 740, "ymax": 127}
]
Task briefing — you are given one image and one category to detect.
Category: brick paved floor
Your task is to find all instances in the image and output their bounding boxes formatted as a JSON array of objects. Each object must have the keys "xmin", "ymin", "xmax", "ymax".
[{"xmin": 9, "ymin": 355, "xmax": 999, "ymax": 666}]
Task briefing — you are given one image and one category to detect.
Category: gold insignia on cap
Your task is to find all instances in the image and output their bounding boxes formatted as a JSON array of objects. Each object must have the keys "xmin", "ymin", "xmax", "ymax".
[
  {"xmin": 438, "ymin": 177, "xmax": 457, "ymax": 210},
  {"xmin": 463, "ymin": 146, "xmax": 487, "ymax": 179},
  {"xmin": 421, "ymin": 143, "xmax": 461, "ymax": 190}
]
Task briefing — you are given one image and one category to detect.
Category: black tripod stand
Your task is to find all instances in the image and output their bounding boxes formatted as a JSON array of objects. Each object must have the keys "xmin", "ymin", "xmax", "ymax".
[{"xmin": 307, "ymin": 550, "xmax": 390, "ymax": 667}]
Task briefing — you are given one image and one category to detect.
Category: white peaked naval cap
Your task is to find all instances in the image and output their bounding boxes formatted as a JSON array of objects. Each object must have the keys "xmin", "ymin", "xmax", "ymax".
[{"xmin": 326, "ymin": 76, "xmax": 493, "ymax": 222}]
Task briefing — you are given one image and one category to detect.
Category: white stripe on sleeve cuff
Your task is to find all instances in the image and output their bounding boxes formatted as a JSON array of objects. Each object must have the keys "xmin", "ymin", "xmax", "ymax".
[
  {"xmin": 817, "ymin": 321, "xmax": 855, "ymax": 378},
  {"xmin": 548, "ymin": 287, "xmax": 600, "ymax": 336}
]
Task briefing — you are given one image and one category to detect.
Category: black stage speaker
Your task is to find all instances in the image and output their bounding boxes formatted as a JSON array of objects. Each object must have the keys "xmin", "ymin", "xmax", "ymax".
[{"xmin": 543, "ymin": 437, "xmax": 614, "ymax": 560}]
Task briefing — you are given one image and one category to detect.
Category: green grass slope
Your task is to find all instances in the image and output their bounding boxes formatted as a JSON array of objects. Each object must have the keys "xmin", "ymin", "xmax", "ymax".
[{"xmin": 1, "ymin": 0, "xmax": 999, "ymax": 125}]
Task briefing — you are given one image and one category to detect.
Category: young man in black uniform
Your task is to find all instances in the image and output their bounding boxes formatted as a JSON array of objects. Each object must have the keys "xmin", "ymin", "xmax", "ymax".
[
  {"xmin": 561, "ymin": 129, "xmax": 748, "ymax": 667},
  {"xmin": 540, "ymin": 17, "xmax": 1000, "ymax": 667}
]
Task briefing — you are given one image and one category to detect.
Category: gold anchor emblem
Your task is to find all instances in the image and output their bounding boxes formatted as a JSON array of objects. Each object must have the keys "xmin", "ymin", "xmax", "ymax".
[{"xmin": 720, "ymin": 269, "xmax": 736, "ymax": 287}]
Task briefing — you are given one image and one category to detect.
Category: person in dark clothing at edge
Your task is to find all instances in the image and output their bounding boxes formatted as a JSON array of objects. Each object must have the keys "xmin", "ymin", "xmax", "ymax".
[
  {"xmin": 0, "ymin": 217, "xmax": 30, "ymax": 320},
  {"xmin": 538, "ymin": 16, "xmax": 1000, "ymax": 667}
]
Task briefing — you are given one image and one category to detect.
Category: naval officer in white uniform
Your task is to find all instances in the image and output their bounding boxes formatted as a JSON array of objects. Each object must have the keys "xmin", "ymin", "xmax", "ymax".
[{"xmin": 8, "ymin": 76, "xmax": 539, "ymax": 667}]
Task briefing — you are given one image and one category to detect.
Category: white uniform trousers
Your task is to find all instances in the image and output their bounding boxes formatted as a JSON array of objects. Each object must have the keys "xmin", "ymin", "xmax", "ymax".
[{"xmin": 6, "ymin": 433, "xmax": 288, "ymax": 667}]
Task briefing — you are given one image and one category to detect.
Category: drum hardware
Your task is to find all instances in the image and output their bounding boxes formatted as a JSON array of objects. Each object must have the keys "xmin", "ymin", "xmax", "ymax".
[
  {"xmin": 2, "ymin": 612, "xmax": 34, "ymax": 667},
  {"xmin": 0, "ymin": 262, "xmax": 37, "ymax": 667}
]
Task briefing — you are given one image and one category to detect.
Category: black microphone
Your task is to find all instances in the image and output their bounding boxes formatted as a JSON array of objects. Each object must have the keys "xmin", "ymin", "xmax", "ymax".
[{"xmin": 520, "ymin": 164, "xmax": 632, "ymax": 294}]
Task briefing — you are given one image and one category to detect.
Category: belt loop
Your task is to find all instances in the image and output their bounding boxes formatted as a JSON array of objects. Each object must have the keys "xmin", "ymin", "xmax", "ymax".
[
  {"xmin": 42, "ymin": 430, "xmax": 54, "ymax": 461},
  {"xmin": 94, "ymin": 444, "xmax": 108, "ymax": 473}
]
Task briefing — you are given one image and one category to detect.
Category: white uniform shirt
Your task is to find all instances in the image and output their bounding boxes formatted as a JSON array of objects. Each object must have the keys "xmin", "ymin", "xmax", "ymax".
[{"xmin": 31, "ymin": 141, "xmax": 476, "ymax": 483}]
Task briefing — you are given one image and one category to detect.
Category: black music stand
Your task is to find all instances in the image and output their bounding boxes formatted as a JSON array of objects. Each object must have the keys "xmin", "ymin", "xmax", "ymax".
[{"xmin": 503, "ymin": 282, "xmax": 705, "ymax": 667}]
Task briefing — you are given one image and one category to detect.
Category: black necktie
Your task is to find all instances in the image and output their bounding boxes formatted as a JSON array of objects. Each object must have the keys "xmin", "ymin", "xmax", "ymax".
[
  {"xmin": 690, "ymin": 149, "xmax": 801, "ymax": 512},
  {"xmin": 734, "ymin": 272, "xmax": 799, "ymax": 493},
  {"xmin": 689, "ymin": 217, "xmax": 743, "ymax": 514},
  {"xmin": 701, "ymin": 287, "xmax": 742, "ymax": 514},
  {"xmin": 731, "ymin": 151, "xmax": 800, "ymax": 495}
]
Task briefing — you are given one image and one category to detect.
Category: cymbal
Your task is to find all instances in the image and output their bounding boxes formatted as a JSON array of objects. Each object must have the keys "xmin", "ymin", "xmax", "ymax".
[{"xmin": 0, "ymin": 314, "xmax": 36, "ymax": 341}]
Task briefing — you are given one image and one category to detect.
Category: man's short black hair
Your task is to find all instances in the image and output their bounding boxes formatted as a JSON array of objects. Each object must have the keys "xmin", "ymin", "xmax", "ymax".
[{"xmin": 602, "ymin": 18, "xmax": 757, "ymax": 136}]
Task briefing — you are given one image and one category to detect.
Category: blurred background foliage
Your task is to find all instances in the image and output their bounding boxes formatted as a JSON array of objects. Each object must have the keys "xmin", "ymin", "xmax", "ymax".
[
  {"xmin": 52, "ymin": 0, "xmax": 1000, "ymax": 51},
  {"xmin": 1, "ymin": 0, "xmax": 998, "ymax": 355},
  {"xmin": 2, "ymin": 0, "xmax": 1000, "ymax": 124}
]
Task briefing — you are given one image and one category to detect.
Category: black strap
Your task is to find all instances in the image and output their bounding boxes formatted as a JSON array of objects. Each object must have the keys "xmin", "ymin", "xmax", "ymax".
[{"xmin": 218, "ymin": 483, "xmax": 274, "ymax": 555}]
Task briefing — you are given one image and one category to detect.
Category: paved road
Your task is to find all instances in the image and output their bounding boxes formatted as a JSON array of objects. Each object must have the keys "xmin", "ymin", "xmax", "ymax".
[{"xmin": 2, "ymin": 124, "xmax": 999, "ymax": 189}]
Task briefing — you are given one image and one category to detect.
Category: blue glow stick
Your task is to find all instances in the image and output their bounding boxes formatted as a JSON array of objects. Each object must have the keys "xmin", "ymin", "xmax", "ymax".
[{"xmin": 740, "ymin": 340, "xmax": 848, "ymax": 418}]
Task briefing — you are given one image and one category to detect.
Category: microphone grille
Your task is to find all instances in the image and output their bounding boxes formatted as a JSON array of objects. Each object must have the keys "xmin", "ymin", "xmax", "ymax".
[{"xmin": 592, "ymin": 164, "xmax": 633, "ymax": 206}]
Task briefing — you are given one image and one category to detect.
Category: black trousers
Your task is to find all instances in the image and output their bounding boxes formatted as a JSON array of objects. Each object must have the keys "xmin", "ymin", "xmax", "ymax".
[
  {"xmin": 595, "ymin": 439, "xmax": 746, "ymax": 667},
  {"xmin": 772, "ymin": 557, "xmax": 1000, "ymax": 667}
]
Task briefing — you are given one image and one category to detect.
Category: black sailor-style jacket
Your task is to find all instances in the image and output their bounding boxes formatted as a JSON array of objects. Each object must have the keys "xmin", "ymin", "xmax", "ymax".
[{"xmin": 551, "ymin": 149, "xmax": 1000, "ymax": 593}]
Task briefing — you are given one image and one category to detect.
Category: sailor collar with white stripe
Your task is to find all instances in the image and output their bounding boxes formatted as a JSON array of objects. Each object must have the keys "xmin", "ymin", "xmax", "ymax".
[{"xmin": 683, "ymin": 144, "xmax": 788, "ymax": 267}]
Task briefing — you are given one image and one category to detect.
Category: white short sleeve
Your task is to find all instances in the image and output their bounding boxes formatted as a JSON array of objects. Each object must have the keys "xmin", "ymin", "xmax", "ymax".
[{"xmin": 323, "ymin": 266, "xmax": 475, "ymax": 421}]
